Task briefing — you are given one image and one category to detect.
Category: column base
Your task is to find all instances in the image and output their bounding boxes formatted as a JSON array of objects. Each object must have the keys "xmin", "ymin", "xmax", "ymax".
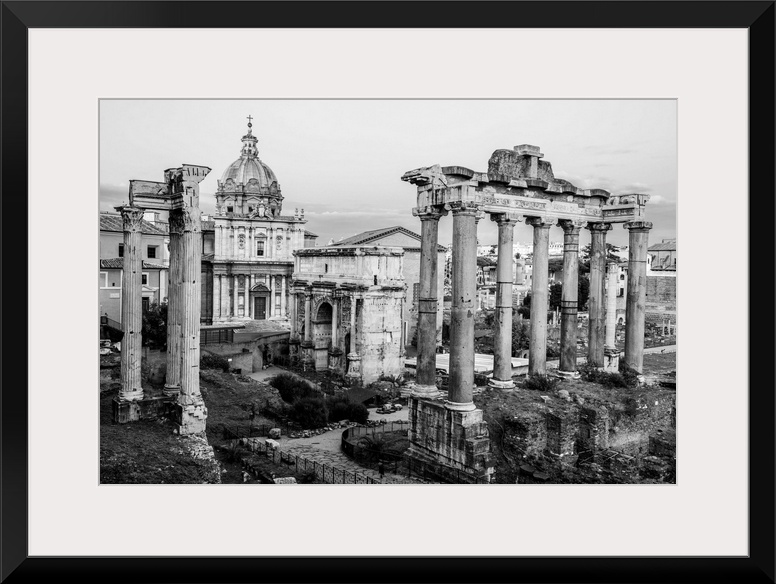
[
  {"xmin": 406, "ymin": 398, "xmax": 494, "ymax": 483},
  {"xmin": 118, "ymin": 388, "xmax": 144, "ymax": 402},
  {"xmin": 487, "ymin": 378, "xmax": 515, "ymax": 389},
  {"xmin": 346, "ymin": 353, "xmax": 361, "ymax": 379},
  {"xmin": 174, "ymin": 395, "xmax": 208, "ymax": 435},
  {"xmin": 112, "ymin": 395, "xmax": 172, "ymax": 424},
  {"xmin": 603, "ymin": 348, "xmax": 620, "ymax": 373},
  {"xmin": 444, "ymin": 400, "xmax": 477, "ymax": 412},
  {"xmin": 555, "ymin": 370, "xmax": 581, "ymax": 380},
  {"xmin": 162, "ymin": 384, "xmax": 181, "ymax": 397},
  {"xmin": 409, "ymin": 383, "xmax": 443, "ymax": 399}
]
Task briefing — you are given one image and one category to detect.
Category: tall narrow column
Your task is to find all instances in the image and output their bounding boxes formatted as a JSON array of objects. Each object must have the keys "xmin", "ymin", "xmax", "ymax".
[
  {"xmin": 447, "ymin": 202, "xmax": 478, "ymax": 411},
  {"xmin": 489, "ymin": 214, "xmax": 519, "ymax": 389},
  {"xmin": 220, "ymin": 274, "xmax": 229, "ymax": 319},
  {"xmin": 164, "ymin": 215, "xmax": 182, "ymax": 396},
  {"xmin": 270, "ymin": 275, "xmax": 276, "ymax": 317},
  {"xmin": 346, "ymin": 295, "xmax": 361, "ymax": 379},
  {"xmin": 118, "ymin": 206, "xmax": 144, "ymax": 401},
  {"xmin": 558, "ymin": 220, "xmax": 582, "ymax": 377},
  {"xmin": 289, "ymin": 292, "xmax": 298, "ymax": 339},
  {"xmin": 247, "ymin": 275, "xmax": 253, "ymax": 318},
  {"xmin": 526, "ymin": 217, "xmax": 551, "ymax": 376},
  {"xmin": 232, "ymin": 275, "xmax": 239, "ymax": 318},
  {"xmin": 605, "ymin": 261, "xmax": 619, "ymax": 350},
  {"xmin": 175, "ymin": 206, "xmax": 206, "ymax": 434},
  {"xmin": 213, "ymin": 274, "xmax": 221, "ymax": 320},
  {"xmin": 412, "ymin": 207, "xmax": 445, "ymax": 398},
  {"xmin": 587, "ymin": 223, "xmax": 611, "ymax": 368},
  {"xmin": 331, "ymin": 296, "xmax": 339, "ymax": 347},
  {"xmin": 280, "ymin": 276, "xmax": 287, "ymax": 317},
  {"xmin": 623, "ymin": 221, "xmax": 653, "ymax": 374},
  {"xmin": 304, "ymin": 293, "xmax": 312, "ymax": 343}
]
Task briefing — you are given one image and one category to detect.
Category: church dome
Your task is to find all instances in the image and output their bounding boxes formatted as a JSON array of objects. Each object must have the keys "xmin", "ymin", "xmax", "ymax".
[
  {"xmin": 218, "ymin": 117, "xmax": 278, "ymax": 188},
  {"xmin": 220, "ymin": 156, "xmax": 278, "ymax": 186}
]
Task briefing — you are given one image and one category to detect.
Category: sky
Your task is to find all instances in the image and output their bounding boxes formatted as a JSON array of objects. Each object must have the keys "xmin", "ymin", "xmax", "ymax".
[{"xmin": 99, "ymin": 99, "xmax": 676, "ymax": 249}]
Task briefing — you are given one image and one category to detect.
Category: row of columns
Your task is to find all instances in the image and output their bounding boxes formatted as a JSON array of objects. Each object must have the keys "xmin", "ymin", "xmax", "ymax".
[
  {"xmin": 213, "ymin": 273, "xmax": 288, "ymax": 319},
  {"xmin": 118, "ymin": 205, "xmax": 205, "ymax": 420},
  {"xmin": 413, "ymin": 204, "xmax": 652, "ymax": 409}
]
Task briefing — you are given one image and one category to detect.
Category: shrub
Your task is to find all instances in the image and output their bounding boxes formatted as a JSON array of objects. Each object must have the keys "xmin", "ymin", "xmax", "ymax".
[
  {"xmin": 524, "ymin": 374, "xmax": 560, "ymax": 392},
  {"xmin": 290, "ymin": 396, "xmax": 328, "ymax": 429},
  {"xmin": 516, "ymin": 306, "xmax": 531, "ymax": 319},
  {"xmin": 200, "ymin": 352, "xmax": 230, "ymax": 372},
  {"xmin": 271, "ymin": 373, "xmax": 318, "ymax": 403},
  {"xmin": 578, "ymin": 361, "xmax": 640, "ymax": 389},
  {"xmin": 326, "ymin": 394, "xmax": 368, "ymax": 424},
  {"xmin": 618, "ymin": 363, "xmax": 641, "ymax": 388}
]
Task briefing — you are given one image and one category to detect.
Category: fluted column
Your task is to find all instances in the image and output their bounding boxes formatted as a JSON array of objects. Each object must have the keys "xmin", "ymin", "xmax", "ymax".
[
  {"xmin": 490, "ymin": 213, "xmax": 519, "ymax": 389},
  {"xmin": 164, "ymin": 213, "xmax": 182, "ymax": 396},
  {"xmin": 624, "ymin": 221, "xmax": 653, "ymax": 374},
  {"xmin": 558, "ymin": 220, "xmax": 582, "ymax": 377},
  {"xmin": 527, "ymin": 217, "xmax": 551, "ymax": 376},
  {"xmin": 412, "ymin": 206, "xmax": 446, "ymax": 397},
  {"xmin": 247, "ymin": 274, "xmax": 253, "ymax": 318},
  {"xmin": 174, "ymin": 206, "xmax": 207, "ymax": 434},
  {"xmin": 587, "ymin": 223, "xmax": 611, "ymax": 368},
  {"xmin": 605, "ymin": 261, "xmax": 619, "ymax": 350},
  {"xmin": 447, "ymin": 202, "xmax": 478, "ymax": 411},
  {"xmin": 118, "ymin": 206, "xmax": 144, "ymax": 401}
]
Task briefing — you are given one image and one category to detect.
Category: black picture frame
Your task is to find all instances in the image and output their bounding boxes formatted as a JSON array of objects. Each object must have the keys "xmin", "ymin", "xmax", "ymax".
[{"xmin": 2, "ymin": 2, "xmax": 773, "ymax": 582}]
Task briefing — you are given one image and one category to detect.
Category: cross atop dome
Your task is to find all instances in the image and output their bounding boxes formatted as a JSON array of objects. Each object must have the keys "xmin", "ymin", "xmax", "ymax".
[{"xmin": 241, "ymin": 115, "xmax": 258, "ymax": 157}]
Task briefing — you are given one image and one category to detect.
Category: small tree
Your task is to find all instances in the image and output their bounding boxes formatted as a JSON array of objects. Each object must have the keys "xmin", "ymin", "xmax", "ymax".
[
  {"xmin": 142, "ymin": 301, "xmax": 167, "ymax": 349},
  {"xmin": 511, "ymin": 319, "xmax": 530, "ymax": 356}
]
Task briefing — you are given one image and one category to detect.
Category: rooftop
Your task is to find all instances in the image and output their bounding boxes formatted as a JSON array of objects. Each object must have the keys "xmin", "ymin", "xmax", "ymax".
[{"xmin": 100, "ymin": 212, "xmax": 169, "ymax": 236}]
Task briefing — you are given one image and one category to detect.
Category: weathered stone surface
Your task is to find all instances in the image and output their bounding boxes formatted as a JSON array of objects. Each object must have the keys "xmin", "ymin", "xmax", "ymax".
[{"xmin": 268, "ymin": 428, "xmax": 281, "ymax": 439}]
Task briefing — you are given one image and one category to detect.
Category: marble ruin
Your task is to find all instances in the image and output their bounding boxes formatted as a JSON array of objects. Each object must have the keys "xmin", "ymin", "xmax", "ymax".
[
  {"xmin": 290, "ymin": 246, "xmax": 406, "ymax": 384},
  {"xmin": 113, "ymin": 164, "xmax": 211, "ymax": 435},
  {"xmin": 402, "ymin": 144, "xmax": 651, "ymax": 482}
]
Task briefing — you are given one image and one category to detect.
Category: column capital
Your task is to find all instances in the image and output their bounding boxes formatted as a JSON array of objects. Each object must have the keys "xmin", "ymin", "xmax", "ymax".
[
  {"xmin": 117, "ymin": 206, "xmax": 144, "ymax": 232},
  {"xmin": 624, "ymin": 220, "xmax": 653, "ymax": 232},
  {"xmin": 413, "ymin": 205, "xmax": 448, "ymax": 221},
  {"xmin": 490, "ymin": 212, "xmax": 521, "ymax": 226},
  {"xmin": 587, "ymin": 222, "xmax": 613, "ymax": 233},
  {"xmin": 525, "ymin": 216, "xmax": 552, "ymax": 229},
  {"xmin": 558, "ymin": 219, "xmax": 584, "ymax": 234},
  {"xmin": 448, "ymin": 200, "xmax": 479, "ymax": 215}
]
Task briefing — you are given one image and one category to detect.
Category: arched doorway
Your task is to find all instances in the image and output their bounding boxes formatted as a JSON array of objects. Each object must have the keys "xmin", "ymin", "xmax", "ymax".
[
  {"xmin": 313, "ymin": 301, "xmax": 333, "ymax": 370},
  {"xmin": 250, "ymin": 283, "xmax": 270, "ymax": 320}
]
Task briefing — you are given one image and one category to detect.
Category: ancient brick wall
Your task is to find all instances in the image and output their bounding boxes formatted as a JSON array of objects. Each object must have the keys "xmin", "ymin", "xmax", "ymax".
[{"xmin": 646, "ymin": 275, "xmax": 676, "ymax": 310}]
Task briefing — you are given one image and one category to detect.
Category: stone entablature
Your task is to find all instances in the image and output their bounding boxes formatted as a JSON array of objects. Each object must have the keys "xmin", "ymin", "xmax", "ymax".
[{"xmin": 293, "ymin": 246, "xmax": 405, "ymax": 287}]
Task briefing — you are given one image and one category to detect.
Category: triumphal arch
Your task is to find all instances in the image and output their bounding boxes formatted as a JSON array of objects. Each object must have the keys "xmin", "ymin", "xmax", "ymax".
[{"xmin": 401, "ymin": 145, "xmax": 651, "ymax": 482}]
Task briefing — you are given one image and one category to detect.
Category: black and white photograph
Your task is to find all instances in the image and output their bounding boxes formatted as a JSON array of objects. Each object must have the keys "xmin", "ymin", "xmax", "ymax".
[{"xmin": 99, "ymin": 99, "xmax": 677, "ymax": 485}]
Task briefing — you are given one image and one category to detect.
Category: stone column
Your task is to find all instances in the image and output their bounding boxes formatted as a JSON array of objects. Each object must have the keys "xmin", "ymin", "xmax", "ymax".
[
  {"xmin": 587, "ymin": 223, "xmax": 611, "ymax": 368},
  {"xmin": 280, "ymin": 275, "xmax": 287, "ymax": 317},
  {"xmin": 526, "ymin": 217, "xmax": 551, "ymax": 376},
  {"xmin": 447, "ymin": 202, "xmax": 478, "ymax": 411},
  {"xmin": 330, "ymin": 295, "xmax": 339, "ymax": 349},
  {"xmin": 247, "ymin": 274, "xmax": 253, "ymax": 318},
  {"xmin": 163, "ymin": 213, "xmax": 182, "ymax": 396},
  {"xmin": 623, "ymin": 221, "xmax": 653, "ymax": 374},
  {"xmin": 213, "ymin": 274, "xmax": 221, "ymax": 320},
  {"xmin": 232, "ymin": 226, "xmax": 238, "ymax": 258},
  {"xmin": 232, "ymin": 275, "xmax": 239, "ymax": 318},
  {"xmin": 346, "ymin": 295, "xmax": 361, "ymax": 379},
  {"xmin": 489, "ymin": 214, "xmax": 519, "ymax": 389},
  {"xmin": 558, "ymin": 220, "xmax": 582, "ymax": 378},
  {"xmin": 289, "ymin": 291, "xmax": 298, "ymax": 339},
  {"xmin": 118, "ymin": 206, "xmax": 144, "ymax": 402},
  {"xmin": 175, "ymin": 207, "xmax": 207, "ymax": 434},
  {"xmin": 270, "ymin": 275, "xmax": 276, "ymax": 317},
  {"xmin": 412, "ymin": 207, "xmax": 445, "ymax": 398},
  {"xmin": 221, "ymin": 274, "xmax": 229, "ymax": 319},
  {"xmin": 302, "ymin": 291, "xmax": 315, "ymax": 369},
  {"xmin": 605, "ymin": 261, "xmax": 619, "ymax": 350}
]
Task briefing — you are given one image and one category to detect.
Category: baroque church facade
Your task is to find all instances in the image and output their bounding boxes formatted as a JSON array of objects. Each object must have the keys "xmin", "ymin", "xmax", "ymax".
[{"xmin": 201, "ymin": 120, "xmax": 317, "ymax": 325}]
